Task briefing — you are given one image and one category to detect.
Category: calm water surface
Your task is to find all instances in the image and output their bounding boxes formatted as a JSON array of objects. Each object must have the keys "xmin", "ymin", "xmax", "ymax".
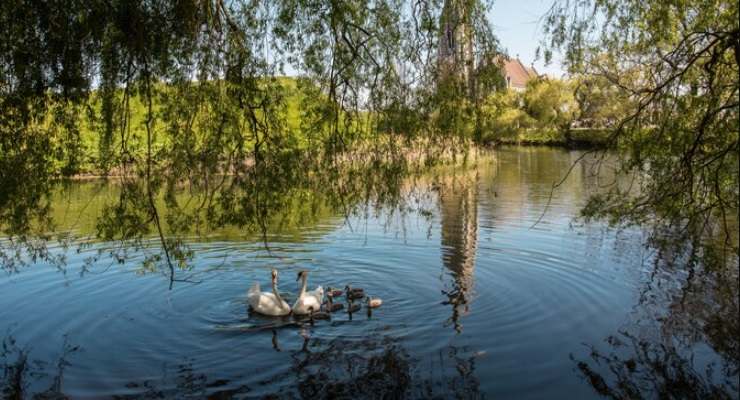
[{"xmin": 1, "ymin": 147, "xmax": 737, "ymax": 399}]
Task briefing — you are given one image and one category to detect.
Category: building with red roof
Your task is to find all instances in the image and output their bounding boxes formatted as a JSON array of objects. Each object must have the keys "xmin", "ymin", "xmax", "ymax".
[{"xmin": 501, "ymin": 57, "xmax": 539, "ymax": 91}]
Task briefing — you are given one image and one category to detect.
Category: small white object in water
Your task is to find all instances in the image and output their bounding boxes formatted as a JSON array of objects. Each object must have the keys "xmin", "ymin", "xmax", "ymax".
[{"xmin": 367, "ymin": 297, "xmax": 383, "ymax": 308}]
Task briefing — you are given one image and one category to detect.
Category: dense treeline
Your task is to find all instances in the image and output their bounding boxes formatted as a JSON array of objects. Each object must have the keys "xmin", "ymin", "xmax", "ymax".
[
  {"xmin": 477, "ymin": 75, "xmax": 626, "ymax": 146},
  {"xmin": 31, "ymin": 74, "xmax": 620, "ymax": 177}
]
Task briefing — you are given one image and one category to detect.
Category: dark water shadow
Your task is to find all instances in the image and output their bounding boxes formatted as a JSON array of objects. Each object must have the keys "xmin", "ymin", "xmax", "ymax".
[
  {"xmin": 1, "ymin": 332, "xmax": 79, "ymax": 400},
  {"xmin": 572, "ymin": 236, "xmax": 739, "ymax": 399},
  {"xmin": 1, "ymin": 328, "xmax": 485, "ymax": 399}
]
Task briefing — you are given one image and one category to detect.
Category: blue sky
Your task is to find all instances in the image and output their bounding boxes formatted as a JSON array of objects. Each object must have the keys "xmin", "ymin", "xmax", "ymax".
[{"xmin": 487, "ymin": 0, "xmax": 565, "ymax": 77}]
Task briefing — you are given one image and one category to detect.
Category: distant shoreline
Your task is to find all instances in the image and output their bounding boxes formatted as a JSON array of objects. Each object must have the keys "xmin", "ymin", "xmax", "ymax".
[
  {"xmin": 62, "ymin": 137, "xmax": 481, "ymax": 181},
  {"xmin": 484, "ymin": 127, "xmax": 614, "ymax": 149}
]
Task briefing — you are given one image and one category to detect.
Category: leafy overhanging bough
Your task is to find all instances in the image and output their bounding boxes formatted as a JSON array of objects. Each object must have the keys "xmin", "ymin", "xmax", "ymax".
[
  {"xmin": 0, "ymin": 0, "xmax": 501, "ymax": 283},
  {"xmin": 539, "ymin": 0, "xmax": 739, "ymax": 256}
]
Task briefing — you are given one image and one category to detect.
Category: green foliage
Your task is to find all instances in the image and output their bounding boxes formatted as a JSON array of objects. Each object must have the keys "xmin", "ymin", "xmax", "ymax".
[
  {"xmin": 522, "ymin": 78, "xmax": 578, "ymax": 131},
  {"xmin": 433, "ymin": 74, "xmax": 477, "ymax": 140},
  {"xmin": 571, "ymin": 73, "xmax": 633, "ymax": 128},
  {"xmin": 477, "ymin": 90, "xmax": 527, "ymax": 141},
  {"xmin": 567, "ymin": 128, "xmax": 612, "ymax": 145},
  {"xmin": 476, "ymin": 77, "xmax": 609, "ymax": 145},
  {"xmin": 0, "ymin": 0, "xmax": 503, "ymax": 277},
  {"xmin": 541, "ymin": 1, "xmax": 739, "ymax": 263}
]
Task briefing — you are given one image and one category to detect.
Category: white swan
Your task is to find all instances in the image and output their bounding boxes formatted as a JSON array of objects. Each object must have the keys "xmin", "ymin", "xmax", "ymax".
[
  {"xmin": 292, "ymin": 270, "xmax": 324, "ymax": 315},
  {"xmin": 247, "ymin": 269, "xmax": 291, "ymax": 316}
]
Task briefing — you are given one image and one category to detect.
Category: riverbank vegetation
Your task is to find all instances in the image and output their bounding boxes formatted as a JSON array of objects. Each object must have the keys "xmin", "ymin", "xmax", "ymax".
[
  {"xmin": 477, "ymin": 76, "xmax": 623, "ymax": 147},
  {"xmin": 37, "ymin": 72, "xmax": 621, "ymax": 181}
]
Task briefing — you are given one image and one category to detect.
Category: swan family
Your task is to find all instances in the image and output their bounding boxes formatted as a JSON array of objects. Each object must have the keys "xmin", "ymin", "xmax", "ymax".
[{"xmin": 247, "ymin": 269, "xmax": 381, "ymax": 317}]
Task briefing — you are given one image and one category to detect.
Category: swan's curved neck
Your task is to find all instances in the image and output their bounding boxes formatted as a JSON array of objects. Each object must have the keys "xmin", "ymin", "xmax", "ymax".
[
  {"xmin": 298, "ymin": 274, "xmax": 308, "ymax": 297},
  {"xmin": 271, "ymin": 279, "xmax": 284, "ymax": 304}
]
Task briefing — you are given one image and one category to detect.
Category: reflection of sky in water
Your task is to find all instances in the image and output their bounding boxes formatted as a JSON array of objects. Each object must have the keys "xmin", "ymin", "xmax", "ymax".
[{"xmin": 0, "ymin": 147, "xmax": 736, "ymax": 398}]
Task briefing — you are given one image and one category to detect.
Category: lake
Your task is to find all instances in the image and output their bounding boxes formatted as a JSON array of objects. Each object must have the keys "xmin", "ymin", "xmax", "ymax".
[{"xmin": 1, "ymin": 146, "xmax": 737, "ymax": 399}]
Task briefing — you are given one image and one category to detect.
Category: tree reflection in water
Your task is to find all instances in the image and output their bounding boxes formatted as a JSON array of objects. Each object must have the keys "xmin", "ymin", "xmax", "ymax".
[
  {"xmin": 0, "ymin": 330, "xmax": 486, "ymax": 399},
  {"xmin": 1, "ymin": 141, "xmax": 454, "ymax": 283},
  {"xmin": 437, "ymin": 169, "xmax": 479, "ymax": 333},
  {"xmin": 573, "ymin": 236, "xmax": 739, "ymax": 399},
  {"xmin": 1, "ymin": 333, "xmax": 79, "ymax": 399},
  {"xmin": 263, "ymin": 332, "xmax": 482, "ymax": 399}
]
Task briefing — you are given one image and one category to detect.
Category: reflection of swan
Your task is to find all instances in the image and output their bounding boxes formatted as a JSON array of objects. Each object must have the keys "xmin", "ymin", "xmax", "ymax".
[
  {"xmin": 271, "ymin": 329, "xmax": 281, "ymax": 351},
  {"xmin": 292, "ymin": 271, "xmax": 324, "ymax": 315},
  {"xmin": 247, "ymin": 269, "xmax": 291, "ymax": 316}
]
